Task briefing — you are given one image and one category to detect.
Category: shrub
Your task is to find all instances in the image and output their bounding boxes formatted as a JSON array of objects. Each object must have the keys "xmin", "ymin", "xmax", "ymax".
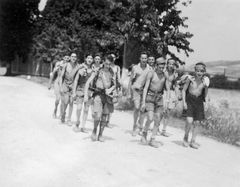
[{"xmin": 201, "ymin": 102, "xmax": 240, "ymax": 146}]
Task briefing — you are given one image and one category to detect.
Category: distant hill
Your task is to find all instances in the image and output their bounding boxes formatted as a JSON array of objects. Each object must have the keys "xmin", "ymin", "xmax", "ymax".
[{"xmin": 185, "ymin": 60, "xmax": 240, "ymax": 78}]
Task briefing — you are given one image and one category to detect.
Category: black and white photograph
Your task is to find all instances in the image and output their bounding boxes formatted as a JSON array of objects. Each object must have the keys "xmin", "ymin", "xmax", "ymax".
[{"xmin": 0, "ymin": 0, "xmax": 240, "ymax": 186}]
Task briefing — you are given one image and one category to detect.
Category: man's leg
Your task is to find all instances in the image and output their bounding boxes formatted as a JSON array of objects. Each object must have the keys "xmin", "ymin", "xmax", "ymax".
[
  {"xmin": 149, "ymin": 112, "xmax": 163, "ymax": 148},
  {"xmin": 132, "ymin": 107, "xmax": 140, "ymax": 136},
  {"xmin": 81, "ymin": 101, "xmax": 90, "ymax": 132},
  {"xmin": 98, "ymin": 114, "xmax": 108, "ymax": 142},
  {"xmin": 91, "ymin": 96, "xmax": 102, "ymax": 141},
  {"xmin": 161, "ymin": 111, "xmax": 170, "ymax": 137},
  {"xmin": 53, "ymin": 98, "xmax": 60, "ymax": 118},
  {"xmin": 60, "ymin": 93, "xmax": 69, "ymax": 123},
  {"xmin": 141, "ymin": 110, "xmax": 154, "ymax": 145},
  {"xmin": 138, "ymin": 111, "xmax": 146, "ymax": 135},
  {"xmin": 190, "ymin": 121, "xmax": 200, "ymax": 149},
  {"xmin": 67, "ymin": 96, "xmax": 73, "ymax": 125},
  {"xmin": 183, "ymin": 117, "xmax": 193, "ymax": 147},
  {"xmin": 73, "ymin": 99, "xmax": 83, "ymax": 132}
]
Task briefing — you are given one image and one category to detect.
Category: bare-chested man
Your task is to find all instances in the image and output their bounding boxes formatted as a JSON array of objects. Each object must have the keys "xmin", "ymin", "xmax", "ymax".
[
  {"xmin": 140, "ymin": 59, "xmax": 168, "ymax": 148},
  {"xmin": 161, "ymin": 58, "xmax": 179, "ymax": 137},
  {"xmin": 127, "ymin": 52, "xmax": 151, "ymax": 136},
  {"xmin": 92, "ymin": 54, "xmax": 102, "ymax": 72},
  {"xmin": 84, "ymin": 55, "xmax": 116, "ymax": 142},
  {"xmin": 72, "ymin": 54, "xmax": 94, "ymax": 132},
  {"xmin": 59, "ymin": 53, "xmax": 80, "ymax": 124},
  {"xmin": 182, "ymin": 62, "xmax": 210, "ymax": 149},
  {"xmin": 103, "ymin": 53, "xmax": 122, "ymax": 128},
  {"xmin": 48, "ymin": 56, "xmax": 69, "ymax": 118}
]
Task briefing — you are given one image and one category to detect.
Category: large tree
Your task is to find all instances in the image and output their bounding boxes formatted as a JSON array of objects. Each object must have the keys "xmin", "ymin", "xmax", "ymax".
[
  {"xmin": 34, "ymin": 0, "xmax": 193, "ymax": 67},
  {"xmin": 0, "ymin": 0, "xmax": 40, "ymax": 63}
]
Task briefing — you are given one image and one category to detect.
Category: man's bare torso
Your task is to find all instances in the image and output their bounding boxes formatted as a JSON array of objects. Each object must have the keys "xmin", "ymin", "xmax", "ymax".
[{"xmin": 132, "ymin": 63, "xmax": 151, "ymax": 89}]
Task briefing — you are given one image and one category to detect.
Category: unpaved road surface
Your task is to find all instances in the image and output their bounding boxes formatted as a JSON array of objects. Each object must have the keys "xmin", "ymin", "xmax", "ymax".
[{"xmin": 0, "ymin": 76, "xmax": 240, "ymax": 187}]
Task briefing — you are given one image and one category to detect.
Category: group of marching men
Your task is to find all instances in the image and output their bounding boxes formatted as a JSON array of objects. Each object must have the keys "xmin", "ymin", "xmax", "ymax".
[{"xmin": 48, "ymin": 51, "xmax": 210, "ymax": 149}]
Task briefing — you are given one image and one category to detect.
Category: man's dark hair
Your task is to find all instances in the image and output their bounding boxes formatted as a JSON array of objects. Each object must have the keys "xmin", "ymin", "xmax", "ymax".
[
  {"xmin": 140, "ymin": 51, "xmax": 148, "ymax": 57},
  {"xmin": 195, "ymin": 62, "xmax": 206, "ymax": 71},
  {"xmin": 104, "ymin": 54, "xmax": 114, "ymax": 63},
  {"xmin": 94, "ymin": 53, "xmax": 102, "ymax": 58},
  {"xmin": 85, "ymin": 53, "xmax": 93, "ymax": 58}
]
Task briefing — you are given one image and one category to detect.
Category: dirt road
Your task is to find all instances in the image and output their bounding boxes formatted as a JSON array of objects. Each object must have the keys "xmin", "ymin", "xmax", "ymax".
[{"xmin": 0, "ymin": 76, "xmax": 240, "ymax": 187}]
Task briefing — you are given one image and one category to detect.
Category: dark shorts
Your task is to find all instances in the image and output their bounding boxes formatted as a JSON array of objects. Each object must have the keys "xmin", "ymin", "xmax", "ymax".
[
  {"xmin": 62, "ymin": 83, "xmax": 73, "ymax": 96},
  {"xmin": 186, "ymin": 93, "xmax": 205, "ymax": 121},
  {"xmin": 92, "ymin": 94, "xmax": 114, "ymax": 115},
  {"xmin": 145, "ymin": 92, "xmax": 163, "ymax": 113}
]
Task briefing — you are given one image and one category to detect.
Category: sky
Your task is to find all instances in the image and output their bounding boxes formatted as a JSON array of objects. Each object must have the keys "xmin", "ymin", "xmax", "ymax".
[{"xmin": 38, "ymin": 0, "xmax": 240, "ymax": 65}]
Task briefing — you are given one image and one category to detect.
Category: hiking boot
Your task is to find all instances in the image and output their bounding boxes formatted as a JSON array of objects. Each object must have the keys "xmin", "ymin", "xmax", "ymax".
[
  {"xmin": 73, "ymin": 124, "xmax": 81, "ymax": 132},
  {"xmin": 91, "ymin": 132, "xmax": 97, "ymax": 141},
  {"xmin": 183, "ymin": 140, "xmax": 189, "ymax": 147},
  {"xmin": 161, "ymin": 131, "xmax": 170, "ymax": 137},
  {"xmin": 141, "ymin": 132, "xmax": 148, "ymax": 145},
  {"xmin": 190, "ymin": 142, "xmax": 199, "ymax": 149},
  {"xmin": 132, "ymin": 129, "xmax": 138, "ymax": 137},
  {"xmin": 149, "ymin": 138, "xmax": 159, "ymax": 148},
  {"xmin": 66, "ymin": 120, "xmax": 72, "ymax": 126},
  {"xmin": 52, "ymin": 112, "xmax": 57, "ymax": 119},
  {"xmin": 80, "ymin": 127, "xmax": 88, "ymax": 133},
  {"xmin": 98, "ymin": 136, "xmax": 105, "ymax": 142}
]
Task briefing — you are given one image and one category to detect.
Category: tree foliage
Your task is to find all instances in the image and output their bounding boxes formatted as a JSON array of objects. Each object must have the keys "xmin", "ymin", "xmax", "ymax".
[
  {"xmin": 0, "ymin": 0, "xmax": 40, "ymax": 62},
  {"xmin": 34, "ymin": 0, "xmax": 193, "ymax": 65}
]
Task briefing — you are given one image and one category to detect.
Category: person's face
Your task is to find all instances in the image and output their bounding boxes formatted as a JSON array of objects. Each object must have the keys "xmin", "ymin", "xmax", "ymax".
[
  {"xmin": 140, "ymin": 54, "xmax": 148, "ymax": 64},
  {"xmin": 111, "ymin": 54, "xmax": 116, "ymax": 62},
  {"xmin": 195, "ymin": 65, "xmax": 205, "ymax": 78},
  {"xmin": 155, "ymin": 63, "xmax": 165, "ymax": 73},
  {"xmin": 85, "ymin": 55, "xmax": 93, "ymax": 65},
  {"xmin": 104, "ymin": 59, "xmax": 111, "ymax": 69},
  {"xmin": 94, "ymin": 56, "xmax": 101, "ymax": 64},
  {"xmin": 167, "ymin": 60, "xmax": 175, "ymax": 70},
  {"xmin": 148, "ymin": 56, "xmax": 155, "ymax": 66},
  {"xmin": 70, "ymin": 53, "xmax": 77, "ymax": 63}
]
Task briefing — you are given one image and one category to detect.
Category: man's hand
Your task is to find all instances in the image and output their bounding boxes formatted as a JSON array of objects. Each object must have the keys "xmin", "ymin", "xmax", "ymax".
[
  {"xmin": 141, "ymin": 102, "xmax": 146, "ymax": 112},
  {"xmin": 202, "ymin": 76, "xmax": 210, "ymax": 87},
  {"xmin": 84, "ymin": 95, "xmax": 88, "ymax": 102},
  {"xmin": 72, "ymin": 93, "xmax": 76, "ymax": 100},
  {"xmin": 183, "ymin": 102, "xmax": 188, "ymax": 110}
]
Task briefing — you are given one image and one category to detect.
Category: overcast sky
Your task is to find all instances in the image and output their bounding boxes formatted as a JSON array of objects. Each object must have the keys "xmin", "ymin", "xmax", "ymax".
[{"xmin": 39, "ymin": 0, "xmax": 240, "ymax": 64}]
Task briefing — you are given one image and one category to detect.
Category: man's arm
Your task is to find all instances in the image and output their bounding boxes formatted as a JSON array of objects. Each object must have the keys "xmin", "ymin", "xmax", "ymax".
[
  {"xmin": 73, "ymin": 71, "xmax": 80, "ymax": 97},
  {"xmin": 141, "ymin": 71, "xmax": 153, "ymax": 111},
  {"xmin": 84, "ymin": 72, "xmax": 96, "ymax": 102},
  {"xmin": 127, "ymin": 66, "xmax": 136, "ymax": 97},
  {"xmin": 59, "ymin": 64, "xmax": 67, "ymax": 93},
  {"xmin": 182, "ymin": 79, "xmax": 190, "ymax": 109}
]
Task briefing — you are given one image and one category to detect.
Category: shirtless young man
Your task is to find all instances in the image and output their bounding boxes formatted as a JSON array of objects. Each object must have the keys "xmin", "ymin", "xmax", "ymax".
[
  {"xmin": 72, "ymin": 54, "xmax": 94, "ymax": 132},
  {"xmin": 92, "ymin": 54, "xmax": 102, "ymax": 72},
  {"xmin": 161, "ymin": 58, "xmax": 179, "ymax": 137},
  {"xmin": 182, "ymin": 62, "xmax": 210, "ymax": 149},
  {"xmin": 48, "ymin": 56, "xmax": 69, "ymax": 118},
  {"xmin": 127, "ymin": 52, "xmax": 151, "ymax": 136},
  {"xmin": 140, "ymin": 59, "xmax": 168, "ymax": 148},
  {"xmin": 59, "ymin": 53, "xmax": 80, "ymax": 124},
  {"xmin": 84, "ymin": 55, "xmax": 115, "ymax": 142}
]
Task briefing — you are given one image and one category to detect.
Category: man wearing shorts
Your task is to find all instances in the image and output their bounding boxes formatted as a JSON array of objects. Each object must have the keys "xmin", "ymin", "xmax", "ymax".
[
  {"xmin": 161, "ymin": 58, "xmax": 179, "ymax": 137},
  {"xmin": 72, "ymin": 54, "xmax": 94, "ymax": 132},
  {"xmin": 84, "ymin": 55, "xmax": 116, "ymax": 142},
  {"xmin": 182, "ymin": 62, "xmax": 210, "ymax": 149},
  {"xmin": 48, "ymin": 56, "xmax": 69, "ymax": 118},
  {"xmin": 59, "ymin": 53, "xmax": 80, "ymax": 124},
  {"xmin": 127, "ymin": 52, "xmax": 151, "ymax": 136},
  {"xmin": 140, "ymin": 59, "xmax": 167, "ymax": 148}
]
